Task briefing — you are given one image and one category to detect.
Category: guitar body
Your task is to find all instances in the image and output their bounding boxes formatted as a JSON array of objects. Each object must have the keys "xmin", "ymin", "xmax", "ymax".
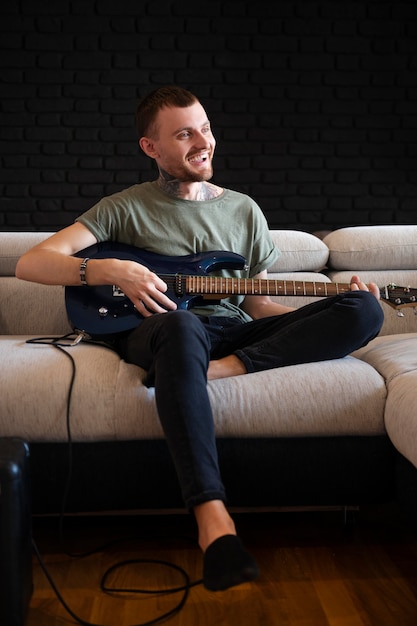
[{"xmin": 65, "ymin": 242, "xmax": 247, "ymax": 336}]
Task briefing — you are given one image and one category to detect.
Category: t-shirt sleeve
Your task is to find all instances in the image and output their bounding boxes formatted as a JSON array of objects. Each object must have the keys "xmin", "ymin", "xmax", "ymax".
[
  {"xmin": 75, "ymin": 196, "xmax": 124, "ymax": 242},
  {"xmin": 247, "ymin": 205, "xmax": 281, "ymax": 277}
]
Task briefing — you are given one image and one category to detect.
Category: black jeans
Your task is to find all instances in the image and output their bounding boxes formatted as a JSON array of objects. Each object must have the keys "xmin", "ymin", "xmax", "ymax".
[{"xmin": 114, "ymin": 291, "xmax": 384, "ymax": 509}]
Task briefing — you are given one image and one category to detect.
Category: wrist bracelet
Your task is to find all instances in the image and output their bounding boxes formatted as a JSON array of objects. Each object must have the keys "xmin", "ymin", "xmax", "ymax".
[{"xmin": 79, "ymin": 258, "xmax": 90, "ymax": 286}]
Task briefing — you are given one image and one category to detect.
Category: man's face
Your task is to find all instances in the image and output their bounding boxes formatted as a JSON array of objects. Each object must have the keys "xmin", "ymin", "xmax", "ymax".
[{"xmin": 143, "ymin": 101, "xmax": 216, "ymax": 183}]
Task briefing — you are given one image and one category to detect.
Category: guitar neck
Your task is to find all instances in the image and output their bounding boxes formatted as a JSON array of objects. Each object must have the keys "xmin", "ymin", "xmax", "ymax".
[{"xmin": 182, "ymin": 276, "xmax": 354, "ymax": 298}]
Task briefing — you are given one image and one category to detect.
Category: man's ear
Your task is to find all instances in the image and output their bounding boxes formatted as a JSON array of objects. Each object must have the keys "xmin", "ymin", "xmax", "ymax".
[{"xmin": 139, "ymin": 137, "xmax": 158, "ymax": 158}]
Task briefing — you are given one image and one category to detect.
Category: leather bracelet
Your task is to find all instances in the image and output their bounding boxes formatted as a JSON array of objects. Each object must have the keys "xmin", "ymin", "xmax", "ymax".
[{"xmin": 79, "ymin": 258, "xmax": 90, "ymax": 286}]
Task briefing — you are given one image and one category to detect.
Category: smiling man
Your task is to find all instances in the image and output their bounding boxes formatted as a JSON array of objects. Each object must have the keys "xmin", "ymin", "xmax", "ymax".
[{"xmin": 16, "ymin": 85, "xmax": 383, "ymax": 592}]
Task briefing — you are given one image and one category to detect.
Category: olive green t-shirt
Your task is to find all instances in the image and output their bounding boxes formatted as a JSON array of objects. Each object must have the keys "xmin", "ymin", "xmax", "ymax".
[{"xmin": 76, "ymin": 181, "xmax": 280, "ymax": 321}]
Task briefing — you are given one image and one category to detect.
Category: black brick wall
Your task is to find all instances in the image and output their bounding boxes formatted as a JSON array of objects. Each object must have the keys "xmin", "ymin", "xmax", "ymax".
[{"xmin": 1, "ymin": 0, "xmax": 417, "ymax": 232}]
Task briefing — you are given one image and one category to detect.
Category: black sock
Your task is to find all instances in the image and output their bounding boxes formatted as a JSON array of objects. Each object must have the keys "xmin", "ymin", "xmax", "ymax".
[{"xmin": 203, "ymin": 534, "xmax": 259, "ymax": 591}]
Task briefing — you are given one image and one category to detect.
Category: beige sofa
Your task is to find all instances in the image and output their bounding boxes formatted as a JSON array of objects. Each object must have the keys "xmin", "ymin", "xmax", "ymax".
[{"xmin": 1, "ymin": 226, "xmax": 417, "ymax": 517}]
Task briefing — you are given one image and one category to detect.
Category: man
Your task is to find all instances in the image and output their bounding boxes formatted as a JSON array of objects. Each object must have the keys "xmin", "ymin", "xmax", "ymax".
[{"xmin": 16, "ymin": 85, "xmax": 384, "ymax": 592}]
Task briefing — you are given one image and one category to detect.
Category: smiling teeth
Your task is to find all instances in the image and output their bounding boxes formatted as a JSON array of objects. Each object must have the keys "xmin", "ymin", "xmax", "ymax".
[{"xmin": 189, "ymin": 154, "xmax": 208, "ymax": 163}]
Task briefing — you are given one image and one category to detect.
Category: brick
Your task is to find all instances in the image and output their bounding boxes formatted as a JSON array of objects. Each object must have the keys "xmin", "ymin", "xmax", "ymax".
[
  {"xmin": 400, "ymin": 199, "xmax": 417, "ymax": 213},
  {"xmin": 326, "ymin": 36, "xmax": 371, "ymax": 54},
  {"xmin": 96, "ymin": 0, "xmax": 147, "ymax": 15},
  {"xmin": 355, "ymin": 196, "xmax": 398, "ymax": 211},
  {"xmin": 63, "ymin": 16, "xmax": 110, "ymax": 33},
  {"xmin": 40, "ymin": 170, "xmax": 66, "ymax": 183},
  {"xmin": 67, "ymin": 142, "xmax": 114, "ymax": 156},
  {"xmin": 63, "ymin": 198, "xmax": 98, "ymax": 213},
  {"xmin": 371, "ymin": 184, "xmax": 396, "ymax": 197},
  {"xmin": 359, "ymin": 19, "xmax": 404, "ymax": 39},
  {"xmin": 0, "ymin": 197, "xmax": 37, "ymax": 212},
  {"xmin": 28, "ymin": 156, "xmax": 76, "ymax": 169},
  {"xmin": 323, "ymin": 210, "xmax": 369, "ymax": 225},
  {"xmin": 298, "ymin": 211, "xmax": 325, "ymax": 225},
  {"xmin": 324, "ymin": 183, "xmax": 368, "ymax": 196},
  {"xmin": 300, "ymin": 157, "xmax": 325, "ymax": 169},
  {"xmin": 0, "ymin": 169, "xmax": 40, "ymax": 183},
  {"xmin": 104, "ymin": 156, "xmax": 145, "ymax": 171},
  {"xmin": 215, "ymin": 18, "xmax": 257, "ymax": 35},
  {"xmin": 290, "ymin": 54, "xmax": 334, "ymax": 71},
  {"xmin": 284, "ymin": 197, "xmax": 326, "ymax": 211},
  {"xmin": 30, "ymin": 183, "xmax": 79, "ymax": 197},
  {"xmin": 0, "ymin": 127, "xmax": 24, "ymax": 141},
  {"xmin": 368, "ymin": 206, "xmax": 396, "ymax": 225},
  {"xmin": 396, "ymin": 183, "xmax": 417, "ymax": 196},
  {"xmin": 361, "ymin": 171, "xmax": 406, "ymax": 184},
  {"xmin": 356, "ymin": 115, "xmax": 400, "ymax": 129},
  {"xmin": 116, "ymin": 143, "xmax": 142, "ymax": 156},
  {"xmin": 214, "ymin": 53, "xmax": 260, "ymax": 70},
  {"xmin": 63, "ymin": 52, "xmax": 110, "ymax": 70},
  {"xmin": 288, "ymin": 171, "xmax": 333, "ymax": 183},
  {"xmin": 33, "ymin": 212, "xmax": 75, "ymax": 228},
  {"xmin": 336, "ymin": 172, "xmax": 359, "ymax": 183},
  {"xmin": 254, "ymin": 155, "xmax": 298, "ymax": 170},
  {"xmin": 327, "ymin": 198, "xmax": 352, "ymax": 211},
  {"xmin": 321, "ymin": 129, "xmax": 367, "ymax": 142},
  {"xmin": 24, "ymin": 69, "xmax": 74, "ymax": 84},
  {"xmin": 25, "ymin": 33, "xmax": 74, "ymax": 51},
  {"xmin": 5, "ymin": 213, "xmax": 33, "ymax": 227},
  {"xmin": 324, "ymin": 71, "xmax": 371, "ymax": 86},
  {"xmin": 176, "ymin": 34, "xmax": 225, "ymax": 52},
  {"xmin": 333, "ymin": 20, "xmax": 357, "ymax": 36},
  {"xmin": 326, "ymin": 157, "xmax": 371, "ymax": 170},
  {"xmin": 264, "ymin": 211, "xmax": 298, "ymax": 227},
  {"xmin": 290, "ymin": 143, "xmax": 333, "ymax": 156},
  {"xmin": 68, "ymin": 170, "xmax": 114, "ymax": 184},
  {"xmin": 336, "ymin": 144, "xmax": 362, "ymax": 157}
]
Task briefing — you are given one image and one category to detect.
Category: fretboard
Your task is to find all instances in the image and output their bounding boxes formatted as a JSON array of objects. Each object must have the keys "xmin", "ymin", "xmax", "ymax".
[{"xmin": 183, "ymin": 276, "xmax": 354, "ymax": 298}]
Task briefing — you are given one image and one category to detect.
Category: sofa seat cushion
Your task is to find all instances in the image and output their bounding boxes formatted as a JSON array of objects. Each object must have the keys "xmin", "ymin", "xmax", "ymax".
[
  {"xmin": 208, "ymin": 357, "xmax": 386, "ymax": 438},
  {"xmin": 353, "ymin": 333, "xmax": 417, "ymax": 469},
  {"xmin": 0, "ymin": 336, "xmax": 386, "ymax": 442},
  {"xmin": 352, "ymin": 333, "xmax": 417, "ymax": 381}
]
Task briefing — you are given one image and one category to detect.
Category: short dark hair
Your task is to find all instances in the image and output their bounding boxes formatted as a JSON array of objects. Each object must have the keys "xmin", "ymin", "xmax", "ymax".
[{"xmin": 135, "ymin": 86, "xmax": 198, "ymax": 138}]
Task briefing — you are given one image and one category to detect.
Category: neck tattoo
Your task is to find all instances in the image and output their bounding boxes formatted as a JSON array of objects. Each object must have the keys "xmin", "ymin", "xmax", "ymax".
[{"xmin": 156, "ymin": 175, "xmax": 220, "ymax": 201}]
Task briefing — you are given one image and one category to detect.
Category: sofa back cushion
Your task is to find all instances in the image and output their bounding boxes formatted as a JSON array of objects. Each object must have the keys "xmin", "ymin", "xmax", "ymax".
[
  {"xmin": 324, "ymin": 225, "xmax": 417, "ymax": 270},
  {"xmin": 269, "ymin": 229, "xmax": 329, "ymax": 272}
]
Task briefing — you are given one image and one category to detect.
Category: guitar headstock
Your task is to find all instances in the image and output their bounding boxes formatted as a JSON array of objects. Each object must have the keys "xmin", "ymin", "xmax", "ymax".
[{"xmin": 380, "ymin": 284, "xmax": 417, "ymax": 311}]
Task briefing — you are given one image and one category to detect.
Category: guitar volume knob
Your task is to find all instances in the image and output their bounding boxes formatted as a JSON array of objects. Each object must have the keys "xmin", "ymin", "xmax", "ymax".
[{"xmin": 98, "ymin": 306, "xmax": 109, "ymax": 317}]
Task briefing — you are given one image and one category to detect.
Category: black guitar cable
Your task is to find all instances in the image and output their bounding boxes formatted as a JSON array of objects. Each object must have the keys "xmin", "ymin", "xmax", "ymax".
[{"xmin": 26, "ymin": 334, "xmax": 204, "ymax": 626}]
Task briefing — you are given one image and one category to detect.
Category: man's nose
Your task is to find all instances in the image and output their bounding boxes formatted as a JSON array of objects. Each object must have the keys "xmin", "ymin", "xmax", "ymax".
[{"xmin": 194, "ymin": 130, "xmax": 211, "ymax": 146}]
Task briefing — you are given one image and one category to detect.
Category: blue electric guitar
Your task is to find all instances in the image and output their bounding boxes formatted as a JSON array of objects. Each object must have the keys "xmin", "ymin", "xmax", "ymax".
[{"xmin": 65, "ymin": 242, "xmax": 417, "ymax": 337}]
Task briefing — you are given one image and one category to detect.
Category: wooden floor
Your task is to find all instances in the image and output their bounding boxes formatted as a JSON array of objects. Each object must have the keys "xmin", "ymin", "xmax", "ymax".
[{"xmin": 27, "ymin": 503, "xmax": 417, "ymax": 626}]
